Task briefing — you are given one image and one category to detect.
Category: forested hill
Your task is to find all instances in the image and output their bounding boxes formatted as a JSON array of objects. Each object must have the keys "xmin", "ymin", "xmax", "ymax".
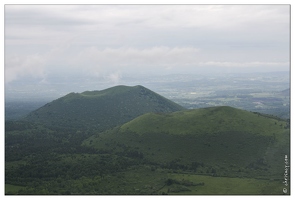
[
  {"xmin": 23, "ymin": 85, "xmax": 185, "ymax": 131},
  {"xmin": 6, "ymin": 104, "xmax": 289, "ymax": 194},
  {"xmin": 84, "ymin": 106, "xmax": 289, "ymax": 181}
]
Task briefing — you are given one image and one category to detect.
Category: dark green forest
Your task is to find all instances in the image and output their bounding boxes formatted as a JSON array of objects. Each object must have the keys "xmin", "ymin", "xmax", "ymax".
[{"xmin": 5, "ymin": 86, "xmax": 290, "ymax": 195}]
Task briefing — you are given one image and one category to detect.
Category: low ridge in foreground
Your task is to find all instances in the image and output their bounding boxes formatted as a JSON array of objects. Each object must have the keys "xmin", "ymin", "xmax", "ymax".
[{"xmin": 84, "ymin": 106, "xmax": 289, "ymax": 187}]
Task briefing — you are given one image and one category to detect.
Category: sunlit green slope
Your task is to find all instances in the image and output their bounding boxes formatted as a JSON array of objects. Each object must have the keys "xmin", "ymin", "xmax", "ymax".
[
  {"xmin": 120, "ymin": 106, "xmax": 287, "ymax": 136},
  {"xmin": 84, "ymin": 106, "xmax": 289, "ymax": 179}
]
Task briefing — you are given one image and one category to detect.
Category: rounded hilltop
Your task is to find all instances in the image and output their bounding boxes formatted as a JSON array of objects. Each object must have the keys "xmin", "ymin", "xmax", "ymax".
[{"xmin": 24, "ymin": 85, "xmax": 185, "ymax": 131}]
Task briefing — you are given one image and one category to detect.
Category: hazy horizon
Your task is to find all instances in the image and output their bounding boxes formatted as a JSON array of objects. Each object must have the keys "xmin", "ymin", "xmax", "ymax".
[{"xmin": 4, "ymin": 5, "xmax": 290, "ymax": 100}]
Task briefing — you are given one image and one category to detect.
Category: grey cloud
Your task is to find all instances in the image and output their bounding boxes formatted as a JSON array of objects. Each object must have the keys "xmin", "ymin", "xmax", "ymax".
[
  {"xmin": 4, "ymin": 4, "xmax": 290, "ymax": 86},
  {"xmin": 74, "ymin": 46, "xmax": 200, "ymax": 68}
]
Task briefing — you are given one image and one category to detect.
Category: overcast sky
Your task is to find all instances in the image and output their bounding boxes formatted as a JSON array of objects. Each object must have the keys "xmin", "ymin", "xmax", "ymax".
[{"xmin": 4, "ymin": 5, "xmax": 290, "ymax": 96}]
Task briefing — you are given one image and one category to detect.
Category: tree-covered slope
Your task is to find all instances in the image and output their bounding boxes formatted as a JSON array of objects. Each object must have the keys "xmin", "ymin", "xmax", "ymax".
[
  {"xmin": 24, "ymin": 85, "xmax": 185, "ymax": 131},
  {"xmin": 84, "ymin": 106, "xmax": 289, "ymax": 179}
]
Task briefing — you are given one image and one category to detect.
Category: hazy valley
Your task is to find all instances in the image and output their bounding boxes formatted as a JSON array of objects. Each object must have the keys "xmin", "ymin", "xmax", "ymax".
[{"xmin": 5, "ymin": 72, "xmax": 290, "ymax": 120}]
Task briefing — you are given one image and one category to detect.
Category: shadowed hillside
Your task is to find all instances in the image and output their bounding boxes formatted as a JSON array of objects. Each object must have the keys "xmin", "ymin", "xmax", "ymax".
[{"xmin": 24, "ymin": 85, "xmax": 185, "ymax": 131}]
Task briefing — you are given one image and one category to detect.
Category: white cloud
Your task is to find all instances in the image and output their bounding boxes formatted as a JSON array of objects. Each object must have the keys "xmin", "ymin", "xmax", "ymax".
[
  {"xmin": 5, "ymin": 54, "xmax": 46, "ymax": 83},
  {"xmin": 59, "ymin": 46, "xmax": 202, "ymax": 78},
  {"xmin": 105, "ymin": 71, "xmax": 122, "ymax": 85},
  {"xmin": 4, "ymin": 45, "xmax": 289, "ymax": 84},
  {"xmin": 75, "ymin": 46, "xmax": 200, "ymax": 68},
  {"xmin": 4, "ymin": 5, "xmax": 290, "ymax": 85}
]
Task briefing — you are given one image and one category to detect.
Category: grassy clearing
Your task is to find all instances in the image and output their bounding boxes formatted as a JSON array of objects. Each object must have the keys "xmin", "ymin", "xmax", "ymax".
[
  {"xmin": 160, "ymin": 173, "xmax": 287, "ymax": 195},
  {"xmin": 7, "ymin": 165, "xmax": 287, "ymax": 195},
  {"xmin": 5, "ymin": 184, "xmax": 26, "ymax": 194},
  {"xmin": 120, "ymin": 106, "xmax": 287, "ymax": 136}
]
